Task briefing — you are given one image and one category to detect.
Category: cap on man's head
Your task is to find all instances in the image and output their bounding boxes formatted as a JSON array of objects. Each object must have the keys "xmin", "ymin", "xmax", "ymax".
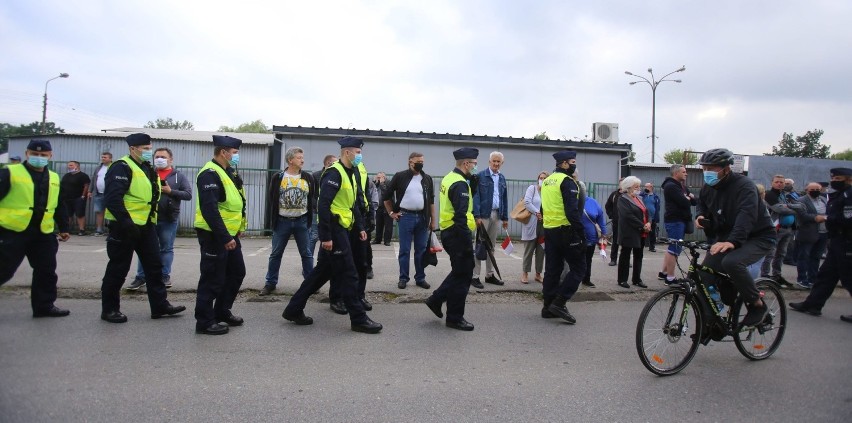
[
  {"xmin": 125, "ymin": 133, "xmax": 151, "ymax": 146},
  {"xmin": 338, "ymin": 136, "xmax": 364, "ymax": 149},
  {"xmin": 212, "ymin": 135, "xmax": 242, "ymax": 149},
  {"xmin": 830, "ymin": 167, "xmax": 852, "ymax": 177},
  {"xmin": 453, "ymin": 147, "xmax": 479, "ymax": 160},
  {"xmin": 10, "ymin": 155, "xmax": 22, "ymax": 161},
  {"xmin": 553, "ymin": 150, "xmax": 577, "ymax": 162},
  {"xmin": 27, "ymin": 139, "xmax": 52, "ymax": 152}
]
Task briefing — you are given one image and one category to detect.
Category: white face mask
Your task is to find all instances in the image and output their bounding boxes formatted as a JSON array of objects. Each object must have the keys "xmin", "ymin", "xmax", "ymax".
[
  {"xmin": 153, "ymin": 157, "xmax": 169, "ymax": 169},
  {"xmin": 538, "ymin": 179, "xmax": 544, "ymax": 186},
  {"xmin": 634, "ymin": 189, "xmax": 642, "ymax": 196}
]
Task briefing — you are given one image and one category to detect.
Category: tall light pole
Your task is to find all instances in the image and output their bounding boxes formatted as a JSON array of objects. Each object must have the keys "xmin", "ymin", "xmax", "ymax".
[
  {"xmin": 625, "ymin": 66, "xmax": 685, "ymax": 163},
  {"xmin": 40, "ymin": 73, "xmax": 70, "ymax": 134}
]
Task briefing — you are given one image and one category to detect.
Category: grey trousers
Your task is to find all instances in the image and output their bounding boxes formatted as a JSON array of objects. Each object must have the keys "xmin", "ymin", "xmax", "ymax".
[
  {"xmin": 522, "ymin": 240, "xmax": 544, "ymax": 273},
  {"xmin": 760, "ymin": 228, "xmax": 793, "ymax": 277},
  {"xmin": 473, "ymin": 210, "xmax": 502, "ymax": 278}
]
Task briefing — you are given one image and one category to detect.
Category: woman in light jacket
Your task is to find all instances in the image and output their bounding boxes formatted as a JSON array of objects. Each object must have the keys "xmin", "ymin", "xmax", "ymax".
[
  {"xmin": 521, "ymin": 171, "xmax": 548, "ymax": 283},
  {"xmin": 616, "ymin": 176, "xmax": 650, "ymax": 289}
]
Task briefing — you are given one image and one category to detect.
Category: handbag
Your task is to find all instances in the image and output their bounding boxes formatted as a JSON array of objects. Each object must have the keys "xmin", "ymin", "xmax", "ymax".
[{"xmin": 510, "ymin": 198, "xmax": 532, "ymax": 224}]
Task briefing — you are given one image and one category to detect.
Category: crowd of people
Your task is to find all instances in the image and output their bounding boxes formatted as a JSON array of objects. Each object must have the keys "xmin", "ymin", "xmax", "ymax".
[{"xmin": 2, "ymin": 138, "xmax": 850, "ymax": 335}]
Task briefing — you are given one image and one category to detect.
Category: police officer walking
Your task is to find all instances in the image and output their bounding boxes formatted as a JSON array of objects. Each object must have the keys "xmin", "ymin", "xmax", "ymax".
[
  {"xmin": 424, "ymin": 147, "xmax": 479, "ymax": 331},
  {"xmin": 0, "ymin": 140, "xmax": 71, "ymax": 317},
  {"xmin": 100, "ymin": 133, "xmax": 186, "ymax": 323},
  {"xmin": 540, "ymin": 150, "xmax": 587, "ymax": 324},
  {"xmin": 282, "ymin": 137, "xmax": 382, "ymax": 334},
  {"xmin": 789, "ymin": 167, "xmax": 852, "ymax": 322},
  {"xmin": 193, "ymin": 135, "xmax": 248, "ymax": 335}
]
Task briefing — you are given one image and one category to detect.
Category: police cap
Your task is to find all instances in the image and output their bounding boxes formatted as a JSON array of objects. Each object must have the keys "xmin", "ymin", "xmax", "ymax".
[
  {"xmin": 26, "ymin": 139, "xmax": 52, "ymax": 152},
  {"xmin": 9, "ymin": 155, "xmax": 22, "ymax": 161},
  {"xmin": 553, "ymin": 150, "xmax": 576, "ymax": 162},
  {"xmin": 212, "ymin": 135, "xmax": 242, "ymax": 149},
  {"xmin": 338, "ymin": 136, "xmax": 364, "ymax": 149},
  {"xmin": 830, "ymin": 167, "xmax": 852, "ymax": 177},
  {"xmin": 453, "ymin": 147, "xmax": 479, "ymax": 160},
  {"xmin": 125, "ymin": 133, "xmax": 152, "ymax": 146}
]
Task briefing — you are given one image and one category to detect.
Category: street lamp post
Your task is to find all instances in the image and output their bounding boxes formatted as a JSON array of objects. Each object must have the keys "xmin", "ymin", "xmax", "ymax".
[
  {"xmin": 40, "ymin": 73, "xmax": 70, "ymax": 134},
  {"xmin": 624, "ymin": 66, "xmax": 685, "ymax": 163}
]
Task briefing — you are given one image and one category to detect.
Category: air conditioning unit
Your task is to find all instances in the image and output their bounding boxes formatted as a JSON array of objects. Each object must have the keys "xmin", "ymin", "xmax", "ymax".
[{"xmin": 592, "ymin": 122, "xmax": 619, "ymax": 142}]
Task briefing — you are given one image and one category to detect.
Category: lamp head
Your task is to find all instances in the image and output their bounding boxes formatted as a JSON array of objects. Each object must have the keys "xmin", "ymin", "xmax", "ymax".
[
  {"xmin": 624, "ymin": 71, "xmax": 633, "ymax": 75},
  {"xmin": 59, "ymin": 73, "xmax": 69, "ymax": 78},
  {"xmin": 647, "ymin": 67, "xmax": 653, "ymax": 73}
]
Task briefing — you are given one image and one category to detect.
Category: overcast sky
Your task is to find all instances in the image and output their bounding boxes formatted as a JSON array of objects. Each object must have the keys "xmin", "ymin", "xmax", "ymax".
[{"xmin": 2, "ymin": 0, "xmax": 851, "ymax": 161}]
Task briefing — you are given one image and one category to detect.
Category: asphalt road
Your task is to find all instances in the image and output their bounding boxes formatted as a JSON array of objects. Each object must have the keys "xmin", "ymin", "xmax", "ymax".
[{"xmin": 1, "ymin": 295, "xmax": 850, "ymax": 422}]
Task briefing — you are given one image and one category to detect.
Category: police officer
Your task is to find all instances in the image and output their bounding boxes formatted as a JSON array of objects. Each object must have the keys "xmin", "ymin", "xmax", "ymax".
[
  {"xmin": 100, "ymin": 133, "xmax": 186, "ymax": 323},
  {"xmin": 424, "ymin": 147, "xmax": 479, "ymax": 331},
  {"xmin": 0, "ymin": 140, "xmax": 71, "ymax": 317},
  {"xmin": 789, "ymin": 167, "xmax": 852, "ymax": 322},
  {"xmin": 282, "ymin": 137, "xmax": 382, "ymax": 334},
  {"xmin": 193, "ymin": 135, "xmax": 248, "ymax": 335},
  {"xmin": 540, "ymin": 150, "xmax": 587, "ymax": 324}
]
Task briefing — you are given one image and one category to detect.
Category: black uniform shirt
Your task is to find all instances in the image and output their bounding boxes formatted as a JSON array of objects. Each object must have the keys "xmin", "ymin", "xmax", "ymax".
[
  {"xmin": 826, "ymin": 185, "xmax": 852, "ymax": 240},
  {"xmin": 0, "ymin": 164, "xmax": 70, "ymax": 232},
  {"xmin": 197, "ymin": 161, "xmax": 245, "ymax": 244}
]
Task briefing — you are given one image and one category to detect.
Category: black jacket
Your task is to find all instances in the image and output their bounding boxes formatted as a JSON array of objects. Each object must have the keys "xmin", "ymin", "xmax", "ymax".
[
  {"xmin": 661, "ymin": 176, "xmax": 696, "ymax": 223},
  {"xmin": 157, "ymin": 168, "xmax": 192, "ymax": 223},
  {"xmin": 267, "ymin": 169, "xmax": 316, "ymax": 229},
  {"xmin": 696, "ymin": 173, "xmax": 774, "ymax": 247},
  {"xmin": 617, "ymin": 194, "xmax": 647, "ymax": 248},
  {"xmin": 383, "ymin": 168, "xmax": 434, "ymax": 220}
]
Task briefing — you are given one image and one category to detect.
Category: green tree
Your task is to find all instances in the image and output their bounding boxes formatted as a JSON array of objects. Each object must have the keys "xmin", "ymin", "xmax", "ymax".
[
  {"xmin": 1, "ymin": 121, "xmax": 65, "ymax": 153},
  {"xmin": 533, "ymin": 131, "xmax": 550, "ymax": 140},
  {"xmin": 663, "ymin": 148, "xmax": 698, "ymax": 165},
  {"xmin": 767, "ymin": 129, "xmax": 829, "ymax": 158},
  {"xmin": 144, "ymin": 117, "xmax": 194, "ymax": 130},
  {"xmin": 830, "ymin": 149, "xmax": 852, "ymax": 161},
  {"xmin": 218, "ymin": 119, "xmax": 269, "ymax": 133}
]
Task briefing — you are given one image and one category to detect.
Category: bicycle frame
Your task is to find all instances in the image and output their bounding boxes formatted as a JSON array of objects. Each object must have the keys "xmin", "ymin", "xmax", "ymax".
[{"xmin": 672, "ymin": 241, "xmax": 736, "ymax": 342}]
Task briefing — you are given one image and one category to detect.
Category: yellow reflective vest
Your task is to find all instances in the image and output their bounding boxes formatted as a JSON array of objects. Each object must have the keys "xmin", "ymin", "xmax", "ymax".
[
  {"xmin": 0, "ymin": 164, "xmax": 60, "ymax": 233},
  {"xmin": 104, "ymin": 156, "xmax": 160, "ymax": 225},
  {"xmin": 194, "ymin": 161, "xmax": 247, "ymax": 236},
  {"xmin": 325, "ymin": 161, "xmax": 357, "ymax": 230},
  {"xmin": 439, "ymin": 170, "xmax": 475, "ymax": 231},
  {"xmin": 541, "ymin": 171, "xmax": 579, "ymax": 229}
]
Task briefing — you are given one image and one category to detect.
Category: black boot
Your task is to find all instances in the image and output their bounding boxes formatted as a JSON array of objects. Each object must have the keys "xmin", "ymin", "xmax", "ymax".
[{"xmin": 547, "ymin": 295, "xmax": 576, "ymax": 324}]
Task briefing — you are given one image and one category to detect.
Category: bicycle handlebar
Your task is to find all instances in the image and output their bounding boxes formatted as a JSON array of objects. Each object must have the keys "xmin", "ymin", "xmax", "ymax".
[{"xmin": 665, "ymin": 239, "xmax": 710, "ymax": 251}]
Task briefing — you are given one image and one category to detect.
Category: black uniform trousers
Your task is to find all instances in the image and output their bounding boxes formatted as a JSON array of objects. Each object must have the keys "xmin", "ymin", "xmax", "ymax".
[
  {"xmin": 610, "ymin": 221, "xmax": 620, "ymax": 263},
  {"xmin": 194, "ymin": 229, "xmax": 246, "ymax": 329},
  {"xmin": 101, "ymin": 223, "xmax": 169, "ymax": 313},
  {"xmin": 542, "ymin": 226, "xmax": 587, "ymax": 302},
  {"xmin": 431, "ymin": 226, "xmax": 474, "ymax": 323},
  {"xmin": 800, "ymin": 238, "xmax": 852, "ymax": 311},
  {"xmin": 374, "ymin": 209, "xmax": 393, "ymax": 244},
  {"xmin": 0, "ymin": 227, "xmax": 60, "ymax": 312},
  {"xmin": 328, "ymin": 230, "xmax": 369, "ymax": 302},
  {"xmin": 285, "ymin": 223, "xmax": 367, "ymax": 324}
]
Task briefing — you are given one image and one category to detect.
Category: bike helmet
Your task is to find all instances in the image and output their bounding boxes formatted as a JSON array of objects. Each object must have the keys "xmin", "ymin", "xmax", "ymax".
[{"xmin": 699, "ymin": 148, "xmax": 734, "ymax": 166}]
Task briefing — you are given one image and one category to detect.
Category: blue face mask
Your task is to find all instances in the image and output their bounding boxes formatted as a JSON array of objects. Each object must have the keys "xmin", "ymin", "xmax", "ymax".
[
  {"xmin": 139, "ymin": 150, "xmax": 153, "ymax": 163},
  {"xmin": 28, "ymin": 156, "xmax": 49, "ymax": 168},
  {"xmin": 703, "ymin": 170, "xmax": 720, "ymax": 186},
  {"xmin": 228, "ymin": 153, "xmax": 240, "ymax": 167},
  {"xmin": 352, "ymin": 153, "xmax": 363, "ymax": 167},
  {"xmin": 471, "ymin": 165, "xmax": 478, "ymax": 174}
]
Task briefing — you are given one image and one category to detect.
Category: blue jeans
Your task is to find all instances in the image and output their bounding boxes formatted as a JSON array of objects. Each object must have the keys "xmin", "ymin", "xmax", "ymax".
[
  {"xmin": 664, "ymin": 221, "xmax": 686, "ymax": 256},
  {"xmin": 265, "ymin": 214, "xmax": 313, "ymax": 287},
  {"xmin": 136, "ymin": 220, "xmax": 179, "ymax": 279},
  {"xmin": 796, "ymin": 233, "xmax": 828, "ymax": 285},
  {"xmin": 397, "ymin": 212, "xmax": 428, "ymax": 283}
]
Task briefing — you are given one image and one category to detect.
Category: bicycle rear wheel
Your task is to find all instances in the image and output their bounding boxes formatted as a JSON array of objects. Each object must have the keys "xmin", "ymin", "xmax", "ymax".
[
  {"xmin": 732, "ymin": 278, "xmax": 787, "ymax": 360},
  {"xmin": 636, "ymin": 286, "xmax": 703, "ymax": 376}
]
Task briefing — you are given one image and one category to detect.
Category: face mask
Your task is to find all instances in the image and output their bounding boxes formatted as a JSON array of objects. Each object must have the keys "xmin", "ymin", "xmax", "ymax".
[
  {"xmin": 228, "ymin": 153, "xmax": 240, "ymax": 167},
  {"xmin": 471, "ymin": 165, "xmax": 478, "ymax": 174},
  {"xmin": 634, "ymin": 189, "xmax": 642, "ymax": 196},
  {"xmin": 154, "ymin": 158, "xmax": 169, "ymax": 169},
  {"xmin": 783, "ymin": 186, "xmax": 793, "ymax": 192},
  {"xmin": 67, "ymin": 167, "xmax": 78, "ymax": 173},
  {"xmin": 538, "ymin": 179, "xmax": 544, "ymax": 186},
  {"xmin": 807, "ymin": 190, "xmax": 821, "ymax": 198},
  {"xmin": 644, "ymin": 188, "xmax": 650, "ymax": 193},
  {"xmin": 28, "ymin": 156, "xmax": 49, "ymax": 168},
  {"xmin": 139, "ymin": 150, "xmax": 153, "ymax": 163},
  {"xmin": 703, "ymin": 170, "xmax": 720, "ymax": 186},
  {"xmin": 352, "ymin": 153, "xmax": 363, "ymax": 167},
  {"xmin": 830, "ymin": 180, "xmax": 846, "ymax": 191},
  {"xmin": 567, "ymin": 164, "xmax": 576, "ymax": 174},
  {"xmin": 413, "ymin": 162, "xmax": 424, "ymax": 172}
]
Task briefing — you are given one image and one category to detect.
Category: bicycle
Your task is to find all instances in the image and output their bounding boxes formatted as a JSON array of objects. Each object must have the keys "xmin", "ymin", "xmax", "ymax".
[{"xmin": 635, "ymin": 239, "xmax": 787, "ymax": 376}]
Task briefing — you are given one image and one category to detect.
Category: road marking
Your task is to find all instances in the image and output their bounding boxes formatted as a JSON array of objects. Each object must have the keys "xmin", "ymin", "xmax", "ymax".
[
  {"xmin": 248, "ymin": 246, "xmax": 271, "ymax": 257},
  {"xmin": 94, "ymin": 248, "xmax": 106, "ymax": 252}
]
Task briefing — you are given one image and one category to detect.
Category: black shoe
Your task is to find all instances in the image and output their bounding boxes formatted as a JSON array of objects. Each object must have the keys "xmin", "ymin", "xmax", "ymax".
[
  {"xmin": 581, "ymin": 281, "xmax": 596, "ymax": 288},
  {"xmin": 772, "ymin": 275, "xmax": 793, "ymax": 288},
  {"xmin": 649, "ymin": 248, "xmax": 656, "ymax": 252},
  {"xmin": 841, "ymin": 315, "xmax": 852, "ymax": 323},
  {"xmin": 352, "ymin": 317, "xmax": 383, "ymax": 334},
  {"xmin": 372, "ymin": 240, "xmax": 382, "ymax": 245},
  {"xmin": 366, "ymin": 270, "xmax": 374, "ymax": 280},
  {"xmin": 151, "ymin": 304, "xmax": 186, "ymax": 319},
  {"xmin": 259, "ymin": 285, "xmax": 275, "ymax": 296},
  {"xmin": 446, "ymin": 318, "xmax": 474, "ymax": 331},
  {"xmin": 219, "ymin": 314, "xmax": 244, "ymax": 327},
  {"xmin": 163, "ymin": 275, "xmax": 172, "ymax": 289},
  {"xmin": 398, "ymin": 280, "xmax": 407, "ymax": 289},
  {"xmin": 416, "ymin": 281, "xmax": 431, "ymax": 289},
  {"xmin": 101, "ymin": 310, "xmax": 128, "ymax": 323},
  {"xmin": 196, "ymin": 323, "xmax": 229, "ymax": 335},
  {"xmin": 384, "ymin": 241, "xmax": 391, "ymax": 246},
  {"xmin": 617, "ymin": 281, "xmax": 630, "ymax": 289},
  {"xmin": 330, "ymin": 300, "xmax": 348, "ymax": 315},
  {"xmin": 33, "ymin": 305, "xmax": 70, "ymax": 318},
  {"xmin": 484, "ymin": 275, "xmax": 504, "ymax": 286},
  {"xmin": 741, "ymin": 302, "xmax": 769, "ymax": 327},
  {"xmin": 541, "ymin": 307, "xmax": 558, "ymax": 318},
  {"xmin": 361, "ymin": 298, "xmax": 373, "ymax": 311},
  {"xmin": 633, "ymin": 280, "xmax": 648, "ymax": 288},
  {"xmin": 657, "ymin": 272, "xmax": 667, "ymax": 281},
  {"xmin": 425, "ymin": 297, "xmax": 444, "ymax": 318},
  {"xmin": 547, "ymin": 303, "xmax": 576, "ymax": 324},
  {"xmin": 608, "ymin": 261, "xmax": 617, "ymax": 267},
  {"xmin": 127, "ymin": 277, "xmax": 146, "ymax": 290},
  {"xmin": 789, "ymin": 301, "xmax": 821, "ymax": 316},
  {"xmin": 471, "ymin": 278, "xmax": 484, "ymax": 289},
  {"xmin": 77, "ymin": 231, "xmax": 86, "ymax": 236},
  {"xmin": 283, "ymin": 311, "xmax": 314, "ymax": 325}
]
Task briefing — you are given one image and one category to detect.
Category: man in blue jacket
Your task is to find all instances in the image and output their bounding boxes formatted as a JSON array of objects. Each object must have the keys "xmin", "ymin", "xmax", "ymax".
[
  {"xmin": 641, "ymin": 182, "xmax": 661, "ymax": 252},
  {"xmin": 471, "ymin": 151, "xmax": 508, "ymax": 288}
]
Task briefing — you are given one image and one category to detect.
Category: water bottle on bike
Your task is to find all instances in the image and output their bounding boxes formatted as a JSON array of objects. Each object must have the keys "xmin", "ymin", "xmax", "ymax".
[{"xmin": 707, "ymin": 284, "xmax": 725, "ymax": 315}]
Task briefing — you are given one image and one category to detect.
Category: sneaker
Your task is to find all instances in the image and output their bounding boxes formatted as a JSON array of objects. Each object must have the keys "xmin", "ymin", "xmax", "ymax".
[
  {"xmin": 126, "ymin": 277, "xmax": 146, "ymax": 290},
  {"xmin": 398, "ymin": 280, "xmax": 407, "ymax": 289},
  {"xmin": 607, "ymin": 261, "xmax": 617, "ymax": 267},
  {"xmin": 581, "ymin": 281, "xmax": 596, "ymax": 288},
  {"xmin": 664, "ymin": 277, "xmax": 677, "ymax": 285},
  {"xmin": 772, "ymin": 275, "xmax": 793, "ymax": 288},
  {"xmin": 163, "ymin": 275, "xmax": 172, "ymax": 288},
  {"xmin": 741, "ymin": 301, "xmax": 768, "ymax": 327},
  {"xmin": 471, "ymin": 278, "xmax": 484, "ymax": 289},
  {"xmin": 259, "ymin": 285, "xmax": 275, "ymax": 296},
  {"xmin": 484, "ymin": 275, "xmax": 504, "ymax": 286},
  {"xmin": 94, "ymin": 231, "xmax": 104, "ymax": 237},
  {"xmin": 416, "ymin": 281, "xmax": 431, "ymax": 289},
  {"xmin": 77, "ymin": 231, "xmax": 86, "ymax": 236},
  {"xmin": 657, "ymin": 272, "xmax": 667, "ymax": 281},
  {"xmin": 795, "ymin": 280, "xmax": 812, "ymax": 289}
]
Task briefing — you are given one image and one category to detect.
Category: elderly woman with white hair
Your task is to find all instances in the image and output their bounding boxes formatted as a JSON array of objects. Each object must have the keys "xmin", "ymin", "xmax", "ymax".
[{"xmin": 616, "ymin": 176, "xmax": 650, "ymax": 289}]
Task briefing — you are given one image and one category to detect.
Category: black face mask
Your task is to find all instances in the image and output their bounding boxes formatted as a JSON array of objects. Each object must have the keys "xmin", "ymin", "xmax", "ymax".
[
  {"xmin": 567, "ymin": 164, "xmax": 576, "ymax": 175},
  {"xmin": 644, "ymin": 188, "xmax": 651, "ymax": 193},
  {"xmin": 413, "ymin": 162, "xmax": 424, "ymax": 172},
  {"xmin": 830, "ymin": 181, "xmax": 847, "ymax": 191},
  {"xmin": 807, "ymin": 191, "xmax": 821, "ymax": 198}
]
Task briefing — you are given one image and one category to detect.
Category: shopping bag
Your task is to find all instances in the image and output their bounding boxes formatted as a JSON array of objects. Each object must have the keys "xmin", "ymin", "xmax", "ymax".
[
  {"xmin": 501, "ymin": 229, "xmax": 514, "ymax": 256},
  {"xmin": 429, "ymin": 230, "xmax": 443, "ymax": 253}
]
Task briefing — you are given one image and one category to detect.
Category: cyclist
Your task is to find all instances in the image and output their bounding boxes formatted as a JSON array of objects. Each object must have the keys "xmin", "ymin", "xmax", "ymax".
[{"xmin": 694, "ymin": 148, "xmax": 776, "ymax": 327}]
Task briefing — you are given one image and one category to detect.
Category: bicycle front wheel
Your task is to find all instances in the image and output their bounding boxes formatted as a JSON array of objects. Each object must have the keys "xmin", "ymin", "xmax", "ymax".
[
  {"xmin": 636, "ymin": 286, "xmax": 703, "ymax": 376},
  {"xmin": 732, "ymin": 278, "xmax": 787, "ymax": 360}
]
